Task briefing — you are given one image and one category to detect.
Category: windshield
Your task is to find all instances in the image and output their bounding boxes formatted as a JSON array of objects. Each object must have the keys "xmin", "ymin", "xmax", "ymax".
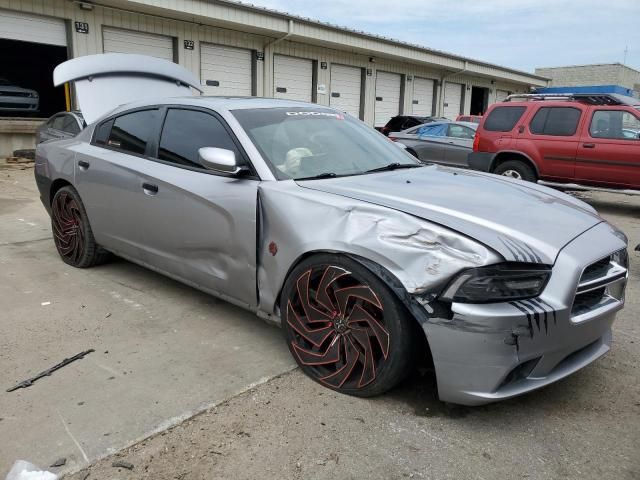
[{"xmin": 232, "ymin": 107, "xmax": 420, "ymax": 180}]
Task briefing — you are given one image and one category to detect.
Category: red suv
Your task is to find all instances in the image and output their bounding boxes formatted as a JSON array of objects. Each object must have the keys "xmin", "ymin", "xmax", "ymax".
[{"xmin": 468, "ymin": 94, "xmax": 640, "ymax": 191}]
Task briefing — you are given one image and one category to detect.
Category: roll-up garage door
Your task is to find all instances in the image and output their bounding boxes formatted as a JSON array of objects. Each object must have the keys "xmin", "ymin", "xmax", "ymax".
[
  {"xmin": 201, "ymin": 44, "xmax": 252, "ymax": 96},
  {"xmin": 443, "ymin": 82, "xmax": 463, "ymax": 119},
  {"xmin": 330, "ymin": 64, "xmax": 362, "ymax": 118},
  {"xmin": 412, "ymin": 77, "xmax": 435, "ymax": 116},
  {"xmin": 273, "ymin": 55, "xmax": 313, "ymax": 102},
  {"xmin": 495, "ymin": 89, "xmax": 510, "ymax": 103},
  {"xmin": 374, "ymin": 71, "xmax": 402, "ymax": 127},
  {"xmin": 103, "ymin": 27, "xmax": 174, "ymax": 62},
  {"xmin": 0, "ymin": 9, "xmax": 67, "ymax": 46}
]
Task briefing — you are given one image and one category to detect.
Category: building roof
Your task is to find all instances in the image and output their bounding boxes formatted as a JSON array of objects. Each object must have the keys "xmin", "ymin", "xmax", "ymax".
[
  {"xmin": 204, "ymin": 0, "xmax": 549, "ymax": 84},
  {"xmin": 536, "ymin": 63, "xmax": 640, "ymax": 74}
]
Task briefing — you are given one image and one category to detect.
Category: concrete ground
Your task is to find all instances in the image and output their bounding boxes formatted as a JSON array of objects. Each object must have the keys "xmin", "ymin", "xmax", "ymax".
[
  {"xmin": 1, "ymin": 164, "xmax": 639, "ymax": 480},
  {"xmin": 0, "ymin": 164, "xmax": 295, "ymax": 476}
]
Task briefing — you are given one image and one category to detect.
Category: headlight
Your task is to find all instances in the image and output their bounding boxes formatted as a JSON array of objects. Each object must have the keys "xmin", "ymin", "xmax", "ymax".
[
  {"xmin": 440, "ymin": 263, "xmax": 551, "ymax": 303},
  {"xmin": 31, "ymin": 92, "xmax": 39, "ymax": 98},
  {"xmin": 612, "ymin": 249, "xmax": 628, "ymax": 269}
]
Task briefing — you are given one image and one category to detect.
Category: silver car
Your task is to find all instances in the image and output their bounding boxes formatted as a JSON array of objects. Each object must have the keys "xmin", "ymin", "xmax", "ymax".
[
  {"xmin": 392, "ymin": 121, "xmax": 478, "ymax": 167},
  {"xmin": 0, "ymin": 77, "xmax": 39, "ymax": 115},
  {"xmin": 36, "ymin": 111, "xmax": 85, "ymax": 144},
  {"xmin": 35, "ymin": 54, "xmax": 629, "ymax": 405}
]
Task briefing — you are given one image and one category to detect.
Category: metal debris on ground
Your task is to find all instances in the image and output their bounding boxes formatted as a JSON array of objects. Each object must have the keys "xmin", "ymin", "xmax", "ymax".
[
  {"xmin": 49, "ymin": 458, "xmax": 66, "ymax": 468},
  {"xmin": 111, "ymin": 460, "xmax": 134, "ymax": 470},
  {"xmin": 6, "ymin": 349, "xmax": 95, "ymax": 392}
]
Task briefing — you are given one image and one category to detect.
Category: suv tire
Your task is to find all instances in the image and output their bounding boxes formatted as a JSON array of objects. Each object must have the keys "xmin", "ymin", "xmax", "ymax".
[{"xmin": 494, "ymin": 160, "xmax": 537, "ymax": 182}]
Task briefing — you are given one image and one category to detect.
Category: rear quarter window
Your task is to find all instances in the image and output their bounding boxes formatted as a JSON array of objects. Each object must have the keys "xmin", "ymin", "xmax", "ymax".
[
  {"xmin": 529, "ymin": 107, "xmax": 581, "ymax": 136},
  {"xmin": 483, "ymin": 106, "xmax": 526, "ymax": 132}
]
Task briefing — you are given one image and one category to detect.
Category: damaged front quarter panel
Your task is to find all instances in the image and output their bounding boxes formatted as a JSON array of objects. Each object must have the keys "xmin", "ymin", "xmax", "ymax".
[{"xmin": 255, "ymin": 180, "xmax": 502, "ymax": 323}]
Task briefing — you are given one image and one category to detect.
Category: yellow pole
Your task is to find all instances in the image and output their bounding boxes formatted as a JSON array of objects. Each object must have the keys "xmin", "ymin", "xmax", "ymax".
[{"xmin": 64, "ymin": 82, "xmax": 71, "ymax": 112}]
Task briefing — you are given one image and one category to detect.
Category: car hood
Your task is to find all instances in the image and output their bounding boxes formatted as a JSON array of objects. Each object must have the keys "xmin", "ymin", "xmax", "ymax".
[{"xmin": 297, "ymin": 165, "xmax": 602, "ymax": 265}]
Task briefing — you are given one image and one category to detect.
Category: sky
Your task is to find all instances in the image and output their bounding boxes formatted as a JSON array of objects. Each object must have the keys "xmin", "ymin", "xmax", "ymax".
[{"xmin": 240, "ymin": 0, "xmax": 640, "ymax": 74}]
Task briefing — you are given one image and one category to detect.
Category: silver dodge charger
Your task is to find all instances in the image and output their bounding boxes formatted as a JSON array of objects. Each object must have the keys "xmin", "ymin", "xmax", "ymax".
[{"xmin": 35, "ymin": 54, "xmax": 629, "ymax": 405}]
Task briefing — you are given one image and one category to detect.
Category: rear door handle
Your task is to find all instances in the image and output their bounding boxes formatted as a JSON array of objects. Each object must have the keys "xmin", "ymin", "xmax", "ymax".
[
  {"xmin": 583, "ymin": 143, "xmax": 596, "ymax": 148},
  {"xmin": 142, "ymin": 182, "xmax": 159, "ymax": 195},
  {"xmin": 78, "ymin": 160, "xmax": 90, "ymax": 170}
]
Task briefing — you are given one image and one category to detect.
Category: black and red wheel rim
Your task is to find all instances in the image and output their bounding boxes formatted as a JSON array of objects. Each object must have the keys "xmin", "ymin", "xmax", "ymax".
[
  {"xmin": 52, "ymin": 192, "xmax": 85, "ymax": 264},
  {"xmin": 287, "ymin": 265, "xmax": 390, "ymax": 390}
]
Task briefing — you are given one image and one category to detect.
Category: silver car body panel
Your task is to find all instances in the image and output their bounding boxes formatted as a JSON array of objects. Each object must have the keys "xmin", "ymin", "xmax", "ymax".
[
  {"xmin": 36, "ymin": 57, "xmax": 628, "ymax": 405},
  {"xmin": 394, "ymin": 121, "xmax": 477, "ymax": 167},
  {"xmin": 300, "ymin": 166, "xmax": 601, "ymax": 266},
  {"xmin": 53, "ymin": 53, "xmax": 203, "ymax": 124}
]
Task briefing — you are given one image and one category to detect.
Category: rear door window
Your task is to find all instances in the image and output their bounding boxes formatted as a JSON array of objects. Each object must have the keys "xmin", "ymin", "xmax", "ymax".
[
  {"xmin": 418, "ymin": 124, "xmax": 447, "ymax": 137},
  {"xmin": 107, "ymin": 109, "xmax": 159, "ymax": 155},
  {"xmin": 51, "ymin": 115, "xmax": 66, "ymax": 130},
  {"xmin": 158, "ymin": 108, "xmax": 242, "ymax": 169},
  {"xmin": 529, "ymin": 107, "xmax": 581, "ymax": 136},
  {"xmin": 590, "ymin": 110, "xmax": 640, "ymax": 140},
  {"xmin": 448, "ymin": 124, "xmax": 475, "ymax": 139},
  {"xmin": 61, "ymin": 115, "xmax": 80, "ymax": 135},
  {"xmin": 483, "ymin": 106, "xmax": 526, "ymax": 132}
]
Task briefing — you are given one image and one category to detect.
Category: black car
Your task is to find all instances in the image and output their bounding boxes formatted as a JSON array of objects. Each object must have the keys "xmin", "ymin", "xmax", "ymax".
[{"xmin": 379, "ymin": 115, "xmax": 449, "ymax": 136}]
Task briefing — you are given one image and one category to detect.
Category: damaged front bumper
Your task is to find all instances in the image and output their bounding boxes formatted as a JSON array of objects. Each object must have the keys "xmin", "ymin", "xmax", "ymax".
[{"xmin": 422, "ymin": 222, "xmax": 627, "ymax": 406}]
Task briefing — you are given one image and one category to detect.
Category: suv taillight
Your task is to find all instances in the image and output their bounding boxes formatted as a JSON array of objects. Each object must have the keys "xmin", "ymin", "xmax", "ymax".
[{"xmin": 472, "ymin": 131, "xmax": 480, "ymax": 152}]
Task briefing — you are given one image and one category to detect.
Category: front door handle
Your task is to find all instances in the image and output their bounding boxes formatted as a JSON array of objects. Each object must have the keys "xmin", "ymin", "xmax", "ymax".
[
  {"xmin": 583, "ymin": 143, "xmax": 596, "ymax": 148},
  {"xmin": 142, "ymin": 182, "xmax": 159, "ymax": 195},
  {"xmin": 78, "ymin": 160, "xmax": 90, "ymax": 170}
]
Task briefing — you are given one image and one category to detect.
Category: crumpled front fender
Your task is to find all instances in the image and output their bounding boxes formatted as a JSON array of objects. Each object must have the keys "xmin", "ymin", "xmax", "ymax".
[{"xmin": 256, "ymin": 181, "xmax": 501, "ymax": 322}]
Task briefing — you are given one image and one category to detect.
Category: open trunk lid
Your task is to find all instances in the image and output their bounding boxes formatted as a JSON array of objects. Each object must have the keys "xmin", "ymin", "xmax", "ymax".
[{"xmin": 53, "ymin": 53, "xmax": 203, "ymax": 124}]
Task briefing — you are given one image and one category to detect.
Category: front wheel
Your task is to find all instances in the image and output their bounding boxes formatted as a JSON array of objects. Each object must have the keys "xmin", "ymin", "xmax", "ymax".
[
  {"xmin": 493, "ymin": 160, "xmax": 537, "ymax": 182},
  {"xmin": 281, "ymin": 254, "xmax": 415, "ymax": 397}
]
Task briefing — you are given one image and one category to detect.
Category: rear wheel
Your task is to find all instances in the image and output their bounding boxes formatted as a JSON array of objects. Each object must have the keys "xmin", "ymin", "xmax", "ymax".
[
  {"xmin": 494, "ymin": 160, "xmax": 537, "ymax": 182},
  {"xmin": 51, "ymin": 186, "xmax": 110, "ymax": 268},
  {"xmin": 281, "ymin": 254, "xmax": 415, "ymax": 397}
]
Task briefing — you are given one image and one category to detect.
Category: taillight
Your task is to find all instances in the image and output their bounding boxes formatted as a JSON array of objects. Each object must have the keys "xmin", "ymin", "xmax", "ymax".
[
  {"xmin": 472, "ymin": 131, "xmax": 480, "ymax": 152},
  {"xmin": 388, "ymin": 136, "xmax": 398, "ymax": 142}
]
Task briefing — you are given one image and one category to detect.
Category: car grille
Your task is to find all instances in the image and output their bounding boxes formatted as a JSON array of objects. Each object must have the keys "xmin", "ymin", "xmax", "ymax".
[
  {"xmin": 0, "ymin": 102, "xmax": 33, "ymax": 109},
  {"xmin": 571, "ymin": 250, "xmax": 628, "ymax": 319},
  {"xmin": 0, "ymin": 91, "xmax": 32, "ymax": 97}
]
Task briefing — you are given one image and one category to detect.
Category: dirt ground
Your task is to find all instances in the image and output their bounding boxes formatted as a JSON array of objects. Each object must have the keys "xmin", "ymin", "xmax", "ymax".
[{"xmin": 66, "ymin": 192, "xmax": 639, "ymax": 480}]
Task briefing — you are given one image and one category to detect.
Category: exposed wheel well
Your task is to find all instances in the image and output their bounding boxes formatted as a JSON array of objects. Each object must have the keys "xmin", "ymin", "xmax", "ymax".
[
  {"xmin": 492, "ymin": 153, "xmax": 539, "ymax": 178},
  {"xmin": 276, "ymin": 250, "xmax": 434, "ymax": 370},
  {"xmin": 49, "ymin": 178, "xmax": 72, "ymax": 206}
]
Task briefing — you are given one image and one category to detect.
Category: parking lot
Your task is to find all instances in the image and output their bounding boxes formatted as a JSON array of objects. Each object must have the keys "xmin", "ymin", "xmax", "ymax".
[{"xmin": 1, "ymin": 163, "xmax": 639, "ymax": 480}]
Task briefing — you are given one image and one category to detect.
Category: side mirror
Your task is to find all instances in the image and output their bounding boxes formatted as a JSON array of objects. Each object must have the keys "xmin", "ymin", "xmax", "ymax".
[{"xmin": 198, "ymin": 147, "xmax": 243, "ymax": 175}]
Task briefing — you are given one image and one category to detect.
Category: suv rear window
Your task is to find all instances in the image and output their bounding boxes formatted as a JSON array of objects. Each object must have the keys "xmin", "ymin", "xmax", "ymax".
[
  {"xmin": 483, "ymin": 106, "xmax": 526, "ymax": 132},
  {"xmin": 529, "ymin": 107, "xmax": 581, "ymax": 136}
]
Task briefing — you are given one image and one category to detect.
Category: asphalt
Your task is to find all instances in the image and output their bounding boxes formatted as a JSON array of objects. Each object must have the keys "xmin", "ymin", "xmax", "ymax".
[{"xmin": 1, "ymin": 164, "xmax": 639, "ymax": 480}]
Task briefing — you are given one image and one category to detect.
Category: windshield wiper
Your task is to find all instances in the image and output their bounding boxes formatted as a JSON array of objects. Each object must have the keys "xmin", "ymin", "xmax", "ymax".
[
  {"xmin": 296, "ymin": 172, "xmax": 338, "ymax": 181},
  {"xmin": 364, "ymin": 163, "xmax": 423, "ymax": 174}
]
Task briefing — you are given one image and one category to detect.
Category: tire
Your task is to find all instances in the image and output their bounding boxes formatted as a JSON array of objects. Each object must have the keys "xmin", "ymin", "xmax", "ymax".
[
  {"xmin": 493, "ymin": 159, "xmax": 537, "ymax": 182},
  {"xmin": 51, "ymin": 186, "xmax": 110, "ymax": 268},
  {"xmin": 281, "ymin": 254, "xmax": 415, "ymax": 397}
]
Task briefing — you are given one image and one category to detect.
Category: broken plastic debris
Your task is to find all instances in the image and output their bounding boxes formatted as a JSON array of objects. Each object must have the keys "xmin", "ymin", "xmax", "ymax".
[{"xmin": 5, "ymin": 461, "xmax": 57, "ymax": 480}]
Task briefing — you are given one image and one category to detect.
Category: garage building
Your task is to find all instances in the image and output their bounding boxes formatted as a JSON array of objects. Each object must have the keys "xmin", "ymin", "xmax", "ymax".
[{"xmin": 0, "ymin": 0, "xmax": 548, "ymax": 156}]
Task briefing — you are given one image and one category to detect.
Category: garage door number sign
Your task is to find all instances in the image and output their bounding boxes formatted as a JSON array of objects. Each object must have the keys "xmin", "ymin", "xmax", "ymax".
[{"xmin": 75, "ymin": 22, "xmax": 89, "ymax": 34}]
